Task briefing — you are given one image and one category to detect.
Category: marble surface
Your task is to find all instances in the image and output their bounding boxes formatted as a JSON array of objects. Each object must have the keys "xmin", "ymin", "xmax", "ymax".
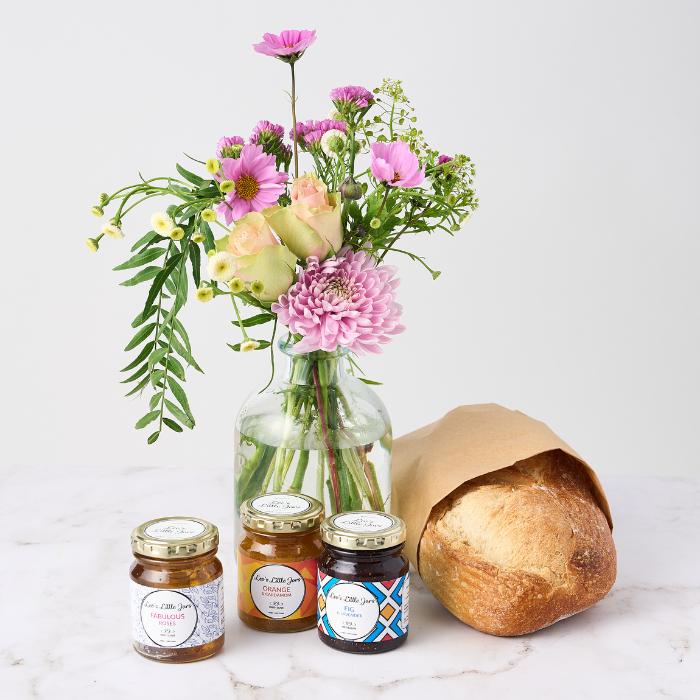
[{"xmin": 1, "ymin": 466, "xmax": 698, "ymax": 699}]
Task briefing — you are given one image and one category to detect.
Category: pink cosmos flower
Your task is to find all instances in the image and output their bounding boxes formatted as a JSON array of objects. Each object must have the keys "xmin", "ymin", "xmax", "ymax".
[
  {"xmin": 330, "ymin": 85, "xmax": 375, "ymax": 110},
  {"xmin": 253, "ymin": 30, "xmax": 316, "ymax": 61},
  {"xmin": 370, "ymin": 141, "xmax": 425, "ymax": 188},
  {"xmin": 215, "ymin": 144, "xmax": 287, "ymax": 224},
  {"xmin": 216, "ymin": 135, "xmax": 244, "ymax": 159},
  {"xmin": 272, "ymin": 248, "xmax": 404, "ymax": 354}
]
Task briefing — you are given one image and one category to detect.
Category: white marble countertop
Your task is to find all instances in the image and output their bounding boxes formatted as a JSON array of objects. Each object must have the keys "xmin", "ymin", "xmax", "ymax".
[{"xmin": 1, "ymin": 466, "xmax": 698, "ymax": 699}]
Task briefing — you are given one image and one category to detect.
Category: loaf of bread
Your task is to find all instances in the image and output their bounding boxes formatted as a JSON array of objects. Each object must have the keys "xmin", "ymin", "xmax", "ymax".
[{"xmin": 418, "ymin": 450, "xmax": 616, "ymax": 636}]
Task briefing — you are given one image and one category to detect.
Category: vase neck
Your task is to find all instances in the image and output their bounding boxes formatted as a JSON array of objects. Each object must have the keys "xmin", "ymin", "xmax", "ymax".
[{"xmin": 281, "ymin": 345, "xmax": 349, "ymax": 387}]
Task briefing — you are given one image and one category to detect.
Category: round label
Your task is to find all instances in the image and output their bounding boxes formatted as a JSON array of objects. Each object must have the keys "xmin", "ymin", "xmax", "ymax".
[
  {"xmin": 251, "ymin": 494, "xmax": 311, "ymax": 516},
  {"xmin": 144, "ymin": 518, "xmax": 205, "ymax": 540},
  {"xmin": 334, "ymin": 512, "xmax": 394, "ymax": 533},
  {"xmin": 325, "ymin": 582, "xmax": 380, "ymax": 640},
  {"xmin": 250, "ymin": 564, "xmax": 306, "ymax": 619},
  {"xmin": 140, "ymin": 590, "xmax": 198, "ymax": 647}
]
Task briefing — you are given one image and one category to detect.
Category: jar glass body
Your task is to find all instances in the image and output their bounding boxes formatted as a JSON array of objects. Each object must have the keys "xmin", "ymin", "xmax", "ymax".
[
  {"xmin": 130, "ymin": 550, "xmax": 224, "ymax": 662},
  {"xmin": 235, "ymin": 342, "xmax": 392, "ymax": 526},
  {"xmin": 318, "ymin": 543, "xmax": 409, "ymax": 653},
  {"xmin": 238, "ymin": 525, "xmax": 322, "ymax": 632}
]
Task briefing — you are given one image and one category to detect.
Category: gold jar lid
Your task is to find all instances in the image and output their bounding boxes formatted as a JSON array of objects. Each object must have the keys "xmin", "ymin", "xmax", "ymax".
[
  {"xmin": 131, "ymin": 516, "xmax": 219, "ymax": 560},
  {"xmin": 321, "ymin": 511, "xmax": 406, "ymax": 551},
  {"xmin": 240, "ymin": 493, "xmax": 323, "ymax": 533}
]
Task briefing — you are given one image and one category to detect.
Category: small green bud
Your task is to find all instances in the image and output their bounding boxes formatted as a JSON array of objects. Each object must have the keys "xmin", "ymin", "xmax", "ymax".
[
  {"xmin": 340, "ymin": 177, "xmax": 363, "ymax": 201},
  {"xmin": 91, "ymin": 205, "xmax": 104, "ymax": 217},
  {"xmin": 201, "ymin": 209, "xmax": 217, "ymax": 222},
  {"xmin": 370, "ymin": 217, "xmax": 381, "ymax": 230},
  {"xmin": 170, "ymin": 227, "xmax": 185, "ymax": 241},
  {"xmin": 447, "ymin": 194, "xmax": 457, "ymax": 206},
  {"xmin": 450, "ymin": 224, "xmax": 460, "ymax": 233},
  {"xmin": 192, "ymin": 233, "xmax": 205, "ymax": 244},
  {"xmin": 220, "ymin": 179, "xmax": 235, "ymax": 194},
  {"xmin": 85, "ymin": 237, "xmax": 99, "ymax": 252},
  {"xmin": 99, "ymin": 192, "xmax": 109, "ymax": 205},
  {"xmin": 251, "ymin": 280, "xmax": 265, "ymax": 296},
  {"xmin": 228, "ymin": 277, "xmax": 245, "ymax": 293},
  {"xmin": 205, "ymin": 158, "xmax": 220, "ymax": 174}
]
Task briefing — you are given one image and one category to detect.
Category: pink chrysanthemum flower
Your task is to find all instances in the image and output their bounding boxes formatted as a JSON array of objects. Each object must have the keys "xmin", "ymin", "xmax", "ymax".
[
  {"xmin": 291, "ymin": 119, "xmax": 346, "ymax": 149},
  {"xmin": 330, "ymin": 85, "xmax": 375, "ymax": 110},
  {"xmin": 253, "ymin": 30, "xmax": 316, "ymax": 62},
  {"xmin": 272, "ymin": 248, "xmax": 404, "ymax": 354},
  {"xmin": 216, "ymin": 135, "xmax": 244, "ymax": 159},
  {"xmin": 216, "ymin": 144, "xmax": 287, "ymax": 224},
  {"xmin": 370, "ymin": 141, "xmax": 425, "ymax": 188}
]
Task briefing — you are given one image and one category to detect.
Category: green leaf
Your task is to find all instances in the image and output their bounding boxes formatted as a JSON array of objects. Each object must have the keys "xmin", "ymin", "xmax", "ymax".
[
  {"xmin": 232, "ymin": 313, "xmax": 275, "ymax": 328},
  {"xmin": 160, "ymin": 354, "xmax": 186, "ymax": 381},
  {"xmin": 167, "ymin": 376, "xmax": 194, "ymax": 422},
  {"xmin": 119, "ymin": 266, "xmax": 161, "ymax": 287},
  {"xmin": 142, "ymin": 252, "xmax": 182, "ymax": 317},
  {"xmin": 150, "ymin": 369, "xmax": 166, "ymax": 387},
  {"xmin": 131, "ymin": 305, "xmax": 157, "ymax": 329},
  {"xmin": 189, "ymin": 243, "xmax": 201, "ymax": 288},
  {"xmin": 113, "ymin": 247, "xmax": 166, "ymax": 271},
  {"xmin": 173, "ymin": 262, "xmax": 188, "ymax": 313},
  {"xmin": 200, "ymin": 220, "xmax": 215, "ymax": 252},
  {"xmin": 164, "ymin": 275, "xmax": 177, "ymax": 295},
  {"xmin": 171, "ymin": 318, "xmax": 192, "ymax": 354},
  {"xmin": 147, "ymin": 431, "xmax": 160, "ymax": 444},
  {"xmin": 120, "ymin": 363, "xmax": 148, "ymax": 384},
  {"xmin": 359, "ymin": 377, "xmax": 383, "ymax": 386},
  {"xmin": 165, "ymin": 327, "xmax": 203, "ymax": 372},
  {"xmin": 165, "ymin": 399, "xmax": 194, "ymax": 429},
  {"xmin": 176, "ymin": 163, "xmax": 205, "ymax": 186},
  {"xmin": 124, "ymin": 323, "xmax": 156, "ymax": 352},
  {"xmin": 148, "ymin": 347, "xmax": 168, "ymax": 370},
  {"xmin": 130, "ymin": 230, "xmax": 161, "ymax": 252},
  {"xmin": 227, "ymin": 340, "xmax": 271, "ymax": 352},
  {"xmin": 149, "ymin": 392, "xmax": 163, "ymax": 410},
  {"xmin": 162, "ymin": 417, "xmax": 183, "ymax": 433},
  {"xmin": 121, "ymin": 341, "xmax": 155, "ymax": 372},
  {"xmin": 124, "ymin": 375, "xmax": 149, "ymax": 397},
  {"xmin": 135, "ymin": 410, "xmax": 160, "ymax": 429}
]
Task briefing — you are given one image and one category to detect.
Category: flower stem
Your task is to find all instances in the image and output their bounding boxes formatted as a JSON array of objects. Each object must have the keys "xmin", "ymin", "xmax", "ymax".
[
  {"xmin": 290, "ymin": 63, "xmax": 299, "ymax": 179},
  {"xmin": 312, "ymin": 362, "xmax": 341, "ymax": 513}
]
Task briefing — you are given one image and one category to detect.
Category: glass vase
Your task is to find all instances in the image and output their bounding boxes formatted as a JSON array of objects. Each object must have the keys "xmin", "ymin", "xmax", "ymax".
[{"xmin": 234, "ymin": 341, "xmax": 392, "ymax": 521}]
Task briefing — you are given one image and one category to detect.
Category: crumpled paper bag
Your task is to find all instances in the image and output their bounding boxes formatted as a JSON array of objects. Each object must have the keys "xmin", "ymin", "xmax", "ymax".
[{"xmin": 391, "ymin": 404, "xmax": 613, "ymax": 568}]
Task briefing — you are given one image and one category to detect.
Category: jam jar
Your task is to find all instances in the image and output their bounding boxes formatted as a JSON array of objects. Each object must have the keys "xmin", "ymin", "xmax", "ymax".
[
  {"xmin": 130, "ymin": 517, "xmax": 224, "ymax": 662},
  {"xmin": 317, "ymin": 512, "xmax": 409, "ymax": 653},
  {"xmin": 238, "ymin": 493, "xmax": 323, "ymax": 632}
]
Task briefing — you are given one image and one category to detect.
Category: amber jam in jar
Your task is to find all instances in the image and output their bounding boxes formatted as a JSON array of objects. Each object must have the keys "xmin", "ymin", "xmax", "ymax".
[
  {"xmin": 130, "ymin": 517, "xmax": 224, "ymax": 662},
  {"xmin": 238, "ymin": 493, "xmax": 323, "ymax": 632},
  {"xmin": 317, "ymin": 512, "xmax": 409, "ymax": 654}
]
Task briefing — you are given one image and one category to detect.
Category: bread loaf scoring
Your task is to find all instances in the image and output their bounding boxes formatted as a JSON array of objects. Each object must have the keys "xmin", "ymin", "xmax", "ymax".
[{"xmin": 418, "ymin": 450, "xmax": 616, "ymax": 636}]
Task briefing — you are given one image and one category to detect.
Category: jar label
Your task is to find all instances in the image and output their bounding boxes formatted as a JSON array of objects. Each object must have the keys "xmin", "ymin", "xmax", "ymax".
[
  {"xmin": 144, "ymin": 518, "xmax": 206, "ymax": 540},
  {"xmin": 250, "ymin": 494, "xmax": 312, "ymax": 516},
  {"xmin": 317, "ymin": 572, "xmax": 410, "ymax": 643},
  {"xmin": 333, "ymin": 512, "xmax": 394, "ymax": 533},
  {"xmin": 131, "ymin": 576, "xmax": 224, "ymax": 648},
  {"xmin": 238, "ymin": 552, "xmax": 317, "ymax": 620}
]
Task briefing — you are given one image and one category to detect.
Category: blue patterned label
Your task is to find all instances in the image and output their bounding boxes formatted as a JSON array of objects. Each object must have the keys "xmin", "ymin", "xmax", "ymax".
[
  {"xmin": 317, "ymin": 572, "xmax": 409, "ymax": 643},
  {"xmin": 131, "ymin": 576, "xmax": 224, "ymax": 648}
]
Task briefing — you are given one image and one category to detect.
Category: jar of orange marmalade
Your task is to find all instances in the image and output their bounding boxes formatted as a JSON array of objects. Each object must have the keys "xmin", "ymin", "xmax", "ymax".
[
  {"xmin": 238, "ymin": 493, "xmax": 323, "ymax": 632},
  {"xmin": 130, "ymin": 517, "xmax": 225, "ymax": 662}
]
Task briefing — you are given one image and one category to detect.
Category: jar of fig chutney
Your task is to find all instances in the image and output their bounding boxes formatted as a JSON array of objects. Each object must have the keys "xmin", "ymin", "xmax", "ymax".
[
  {"xmin": 130, "ymin": 517, "xmax": 225, "ymax": 662},
  {"xmin": 317, "ymin": 512, "xmax": 409, "ymax": 653},
  {"xmin": 238, "ymin": 493, "xmax": 323, "ymax": 632}
]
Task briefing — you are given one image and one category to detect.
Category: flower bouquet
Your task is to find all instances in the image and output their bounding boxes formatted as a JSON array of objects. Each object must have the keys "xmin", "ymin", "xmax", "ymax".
[{"xmin": 87, "ymin": 29, "xmax": 477, "ymax": 516}]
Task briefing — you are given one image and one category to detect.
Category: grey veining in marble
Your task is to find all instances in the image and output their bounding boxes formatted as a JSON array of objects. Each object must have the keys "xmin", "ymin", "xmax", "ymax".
[{"xmin": 1, "ymin": 467, "xmax": 698, "ymax": 699}]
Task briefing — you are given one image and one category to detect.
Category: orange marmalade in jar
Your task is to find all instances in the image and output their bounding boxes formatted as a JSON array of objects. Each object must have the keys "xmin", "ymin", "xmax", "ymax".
[
  {"xmin": 238, "ymin": 493, "xmax": 323, "ymax": 632},
  {"xmin": 130, "ymin": 517, "xmax": 224, "ymax": 662}
]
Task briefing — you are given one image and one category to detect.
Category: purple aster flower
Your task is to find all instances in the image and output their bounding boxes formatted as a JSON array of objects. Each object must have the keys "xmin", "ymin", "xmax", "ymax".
[
  {"xmin": 253, "ymin": 29, "xmax": 316, "ymax": 63},
  {"xmin": 216, "ymin": 135, "xmax": 245, "ymax": 159},
  {"xmin": 272, "ymin": 248, "xmax": 404, "ymax": 354},
  {"xmin": 437, "ymin": 154, "xmax": 453, "ymax": 165},
  {"xmin": 215, "ymin": 144, "xmax": 287, "ymax": 224},
  {"xmin": 330, "ymin": 85, "xmax": 375, "ymax": 111},
  {"xmin": 291, "ymin": 119, "xmax": 346, "ymax": 149},
  {"xmin": 250, "ymin": 120, "xmax": 285, "ymax": 145}
]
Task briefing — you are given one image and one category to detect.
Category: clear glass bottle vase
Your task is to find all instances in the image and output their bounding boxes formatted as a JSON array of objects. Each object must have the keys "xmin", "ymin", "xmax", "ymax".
[{"xmin": 235, "ymin": 340, "xmax": 392, "ymax": 520}]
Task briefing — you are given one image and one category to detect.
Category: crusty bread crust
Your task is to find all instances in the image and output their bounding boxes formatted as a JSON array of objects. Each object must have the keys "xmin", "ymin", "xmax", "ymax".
[{"xmin": 418, "ymin": 450, "xmax": 616, "ymax": 636}]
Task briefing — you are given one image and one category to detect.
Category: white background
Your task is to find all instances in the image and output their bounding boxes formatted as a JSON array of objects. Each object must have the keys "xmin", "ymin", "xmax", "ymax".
[{"xmin": 1, "ymin": 0, "xmax": 698, "ymax": 478}]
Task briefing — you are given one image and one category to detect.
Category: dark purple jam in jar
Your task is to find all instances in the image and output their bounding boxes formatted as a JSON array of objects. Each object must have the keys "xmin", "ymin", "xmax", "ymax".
[{"xmin": 317, "ymin": 512, "xmax": 409, "ymax": 654}]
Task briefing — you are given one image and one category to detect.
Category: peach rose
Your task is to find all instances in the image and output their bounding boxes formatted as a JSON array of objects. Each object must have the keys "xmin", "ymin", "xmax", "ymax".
[
  {"xmin": 265, "ymin": 174, "xmax": 343, "ymax": 260},
  {"xmin": 227, "ymin": 211, "xmax": 278, "ymax": 257}
]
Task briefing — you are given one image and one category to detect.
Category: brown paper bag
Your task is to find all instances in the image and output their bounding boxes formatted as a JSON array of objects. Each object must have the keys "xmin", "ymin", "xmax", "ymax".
[{"xmin": 391, "ymin": 403, "xmax": 613, "ymax": 569}]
